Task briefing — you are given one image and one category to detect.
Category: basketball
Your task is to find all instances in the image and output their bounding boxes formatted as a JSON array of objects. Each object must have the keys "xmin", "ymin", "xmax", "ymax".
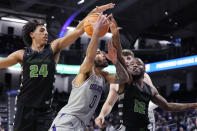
[{"xmin": 84, "ymin": 13, "xmax": 109, "ymax": 37}]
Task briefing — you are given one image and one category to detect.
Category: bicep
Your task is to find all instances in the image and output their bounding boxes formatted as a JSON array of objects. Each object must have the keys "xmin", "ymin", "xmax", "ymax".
[
  {"xmin": 51, "ymin": 29, "xmax": 82, "ymax": 53},
  {"xmin": 79, "ymin": 57, "xmax": 94, "ymax": 74},
  {"xmin": 151, "ymin": 93, "xmax": 169, "ymax": 110}
]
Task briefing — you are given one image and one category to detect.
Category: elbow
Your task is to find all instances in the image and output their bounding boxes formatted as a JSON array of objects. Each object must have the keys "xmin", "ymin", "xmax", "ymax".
[
  {"xmin": 124, "ymin": 77, "xmax": 130, "ymax": 83},
  {"xmin": 162, "ymin": 103, "xmax": 172, "ymax": 111}
]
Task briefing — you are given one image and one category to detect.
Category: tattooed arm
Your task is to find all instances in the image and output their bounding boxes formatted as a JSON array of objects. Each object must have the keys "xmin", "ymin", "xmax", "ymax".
[{"xmin": 102, "ymin": 41, "xmax": 129, "ymax": 84}]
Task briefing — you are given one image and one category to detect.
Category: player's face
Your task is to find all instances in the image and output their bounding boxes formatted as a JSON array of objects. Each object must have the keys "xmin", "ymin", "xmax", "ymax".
[
  {"xmin": 130, "ymin": 58, "xmax": 145, "ymax": 76},
  {"xmin": 31, "ymin": 25, "xmax": 48, "ymax": 46},
  {"xmin": 94, "ymin": 51, "xmax": 108, "ymax": 68},
  {"xmin": 123, "ymin": 55, "xmax": 134, "ymax": 68}
]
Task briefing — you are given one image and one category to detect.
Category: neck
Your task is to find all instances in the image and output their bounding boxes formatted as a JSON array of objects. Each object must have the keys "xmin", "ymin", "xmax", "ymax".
[
  {"xmin": 135, "ymin": 78, "xmax": 144, "ymax": 88},
  {"xmin": 31, "ymin": 42, "xmax": 45, "ymax": 52},
  {"xmin": 93, "ymin": 66, "xmax": 103, "ymax": 77}
]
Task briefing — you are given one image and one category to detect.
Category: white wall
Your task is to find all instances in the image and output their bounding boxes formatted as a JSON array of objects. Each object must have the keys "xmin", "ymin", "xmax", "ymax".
[{"xmin": 0, "ymin": 20, "xmax": 25, "ymax": 36}]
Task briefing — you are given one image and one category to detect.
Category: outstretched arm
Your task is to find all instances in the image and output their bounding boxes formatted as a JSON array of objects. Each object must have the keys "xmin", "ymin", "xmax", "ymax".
[
  {"xmin": 51, "ymin": 3, "xmax": 115, "ymax": 54},
  {"xmin": 0, "ymin": 50, "xmax": 24, "ymax": 69},
  {"xmin": 95, "ymin": 84, "xmax": 119, "ymax": 128},
  {"xmin": 151, "ymin": 87, "xmax": 197, "ymax": 111}
]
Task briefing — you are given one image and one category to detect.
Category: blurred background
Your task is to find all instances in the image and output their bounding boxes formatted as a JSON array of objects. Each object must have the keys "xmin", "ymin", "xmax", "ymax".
[{"xmin": 0, "ymin": 0, "xmax": 197, "ymax": 130}]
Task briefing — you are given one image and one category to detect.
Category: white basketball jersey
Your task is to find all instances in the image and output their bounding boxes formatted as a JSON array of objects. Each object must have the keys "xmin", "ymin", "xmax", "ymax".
[{"xmin": 59, "ymin": 73, "xmax": 105, "ymax": 125}]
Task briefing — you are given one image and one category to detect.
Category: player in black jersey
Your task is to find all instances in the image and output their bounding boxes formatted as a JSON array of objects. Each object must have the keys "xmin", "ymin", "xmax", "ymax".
[
  {"xmin": 0, "ymin": 3, "xmax": 115, "ymax": 131},
  {"xmin": 95, "ymin": 15, "xmax": 197, "ymax": 131}
]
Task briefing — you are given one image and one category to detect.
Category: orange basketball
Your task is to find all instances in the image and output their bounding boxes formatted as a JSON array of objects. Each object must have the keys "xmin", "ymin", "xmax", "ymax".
[{"xmin": 84, "ymin": 14, "xmax": 109, "ymax": 37}]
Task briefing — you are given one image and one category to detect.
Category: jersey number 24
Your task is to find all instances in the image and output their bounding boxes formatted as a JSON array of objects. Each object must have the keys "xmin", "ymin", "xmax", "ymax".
[{"xmin": 30, "ymin": 64, "xmax": 48, "ymax": 78}]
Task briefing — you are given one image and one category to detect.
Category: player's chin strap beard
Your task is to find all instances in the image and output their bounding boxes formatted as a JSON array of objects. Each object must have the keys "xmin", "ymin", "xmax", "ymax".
[{"xmin": 132, "ymin": 71, "xmax": 144, "ymax": 81}]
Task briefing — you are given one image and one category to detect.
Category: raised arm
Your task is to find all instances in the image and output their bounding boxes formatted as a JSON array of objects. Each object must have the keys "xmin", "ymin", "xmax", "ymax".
[
  {"xmin": 79, "ymin": 14, "xmax": 110, "ymax": 74},
  {"xmin": 102, "ymin": 41, "xmax": 129, "ymax": 84},
  {"xmin": 95, "ymin": 84, "xmax": 119, "ymax": 128},
  {"xmin": 109, "ymin": 15, "xmax": 126, "ymax": 69},
  {"xmin": 51, "ymin": 3, "xmax": 115, "ymax": 54},
  {"xmin": 0, "ymin": 50, "xmax": 24, "ymax": 69},
  {"xmin": 151, "ymin": 87, "xmax": 197, "ymax": 111}
]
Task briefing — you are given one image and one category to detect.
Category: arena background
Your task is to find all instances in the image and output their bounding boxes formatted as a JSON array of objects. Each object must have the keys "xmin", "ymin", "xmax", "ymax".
[{"xmin": 0, "ymin": 0, "xmax": 197, "ymax": 130}]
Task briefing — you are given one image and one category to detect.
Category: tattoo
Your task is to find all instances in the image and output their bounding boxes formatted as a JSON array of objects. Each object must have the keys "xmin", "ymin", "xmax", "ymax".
[{"xmin": 114, "ymin": 60, "xmax": 129, "ymax": 84}]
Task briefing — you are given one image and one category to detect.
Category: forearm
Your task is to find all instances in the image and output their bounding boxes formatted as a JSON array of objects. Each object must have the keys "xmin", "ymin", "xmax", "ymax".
[
  {"xmin": 86, "ymin": 30, "xmax": 100, "ymax": 60},
  {"xmin": 114, "ymin": 60, "xmax": 129, "ymax": 84},
  {"xmin": 167, "ymin": 103, "xmax": 197, "ymax": 112},
  {"xmin": 112, "ymin": 33, "xmax": 127, "ymax": 70},
  {"xmin": 99, "ymin": 102, "xmax": 113, "ymax": 117},
  {"xmin": 112, "ymin": 33, "xmax": 122, "ymax": 57},
  {"xmin": 57, "ymin": 21, "xmax": 84, "ymax": 50}
]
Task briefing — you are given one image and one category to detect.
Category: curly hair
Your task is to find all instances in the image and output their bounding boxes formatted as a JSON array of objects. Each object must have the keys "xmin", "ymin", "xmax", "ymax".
[{"xmin": 22, "ymin": 20, "xmax": 44, "ymax": 46}]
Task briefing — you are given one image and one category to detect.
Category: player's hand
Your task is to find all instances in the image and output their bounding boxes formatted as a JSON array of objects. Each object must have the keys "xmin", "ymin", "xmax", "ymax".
[
  {"xmin": 109, "ymin": 14, "xmax": 121, "ymax": 35},
  {"xmin": 103, "ymin": 41, "xmax": 117, "ymax": 64},
  {"xmin": 95, "ymin": 115, "xmax": 105, "ymax": 128},
  {"xmin": 91, "ymin": 13, "xmax": 110, "ymax": 35},
  {"xmin": 90, "ymin": 3, "xmax": 115, "ymax": 14}
]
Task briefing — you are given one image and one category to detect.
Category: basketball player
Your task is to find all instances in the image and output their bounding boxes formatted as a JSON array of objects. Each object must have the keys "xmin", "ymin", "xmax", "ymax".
[
  {"xmin": 147, "ymin": 101, "xmax": 158, "ymax": 131},
  {"xmin": 95, "ymin": 15, "xmax": 197, "ymax": 131},
  {"xmin": 0, "ymin": 3, "xmax": 115, "ymax": 131},
  {"xmin": 49, "ymin": 13, "xmax": 129, "ymax": 131},
  {"xmin": 96, "ymin": 57, "xmax": 197, "ymax": 131},
  {"xmin": 96, "ymin": 84, "xmax": 158, "ymax": 131}
]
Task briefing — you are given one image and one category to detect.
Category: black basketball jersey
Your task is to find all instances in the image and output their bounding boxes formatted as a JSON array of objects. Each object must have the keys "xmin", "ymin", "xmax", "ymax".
[
  {"xmin": 17, "ymin": 44, "xmax": 56, "ymax": 108},
  {"xmin": 122, "ymin": 82, "xmax": 153, "ymax": 128}
]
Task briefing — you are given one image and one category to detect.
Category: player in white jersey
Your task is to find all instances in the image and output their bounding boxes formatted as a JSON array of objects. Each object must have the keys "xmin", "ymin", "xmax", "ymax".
[
  {"xmin": 148, "ymin": 101, "xmax": 158, "ymax": 131},
  {"xmin": 49, "ymin": 7, "xmax": 130, "ymax": 131}
]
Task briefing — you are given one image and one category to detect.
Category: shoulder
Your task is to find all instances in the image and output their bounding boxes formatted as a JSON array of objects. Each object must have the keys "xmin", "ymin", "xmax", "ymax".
[
  {"xmin": 50, "ymin": 39, "xmax": 61, "ymax": 54},
  {"xmin": 16, "ymin": 49, "xmax": 25, "ymax": 62},
  {"xmin": 101, "ymin": 71, "xmax": 109, "ymax": 78},
  {"xmin": 101, "ymin": 71, "xmax": 111, "ymax": 81},
  {"xmin": 14, "ymin": 49, "xmax": 24, "ymax": 60}
]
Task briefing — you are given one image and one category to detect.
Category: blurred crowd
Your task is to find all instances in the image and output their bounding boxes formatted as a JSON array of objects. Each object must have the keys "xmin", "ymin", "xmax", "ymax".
[{"xmin": 84, "ymin": 109, "xmax": 197, "ymax": 131}]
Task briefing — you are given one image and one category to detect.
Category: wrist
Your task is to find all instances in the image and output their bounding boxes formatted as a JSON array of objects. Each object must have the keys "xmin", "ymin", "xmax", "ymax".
[
  {"xmin": 92, "ymin": 29, "xmax": 100, "ymax": 36},
  {"xmin": 113, "ymin": 59, "xmax": 118, "ymax": 65},
  {"xmin": 99, "ymin": 114, "xmax": 105, "ymax": 118}
]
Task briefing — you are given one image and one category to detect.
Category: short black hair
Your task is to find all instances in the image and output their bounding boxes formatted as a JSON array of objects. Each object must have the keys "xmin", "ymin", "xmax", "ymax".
[
  {"xmin": 22, "ymin": 19, "xmax": 44, "ymax": 46},
  {"xmin": 135, "ymin": 57, "xmax": 145, "ymax": 70}
]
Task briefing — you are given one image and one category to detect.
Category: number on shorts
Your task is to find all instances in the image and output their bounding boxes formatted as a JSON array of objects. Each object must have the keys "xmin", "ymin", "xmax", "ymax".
[
  {"xmin": 30, "ymin": 64, "xmax": 48, "ymax": 78},
  {"xmin": 89, "ymin": 95, "xmax": 97, "ymax": 108}
]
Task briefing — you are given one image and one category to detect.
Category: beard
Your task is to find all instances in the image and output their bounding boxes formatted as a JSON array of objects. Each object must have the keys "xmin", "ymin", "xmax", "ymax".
[
  {"xmin": 132, "ymin": 70, "xmax": 144, "ymax": 81},
  {"xmin": 94, "ymin": 60, "xmax": 108, "ymax": 68}
]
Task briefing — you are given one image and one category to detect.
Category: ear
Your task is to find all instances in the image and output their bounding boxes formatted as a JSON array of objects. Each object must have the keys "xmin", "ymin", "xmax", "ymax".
[{"xmin": 30, "ymin": 32, "xmax": 34, "ymax": 39}]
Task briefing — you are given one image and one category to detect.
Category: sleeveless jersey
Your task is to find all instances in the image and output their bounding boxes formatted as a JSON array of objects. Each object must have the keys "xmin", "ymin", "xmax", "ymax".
[
  {"xmin": 122, "ymin": 82, "xmax": 153, "ymax": 128},
  {"xmin": 17, "ymin": 44, "xmax": 56, "ymax": 107},
  {"xmin": 59, "ymin": 73, "xmax": 105, "ymax": 125}
]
